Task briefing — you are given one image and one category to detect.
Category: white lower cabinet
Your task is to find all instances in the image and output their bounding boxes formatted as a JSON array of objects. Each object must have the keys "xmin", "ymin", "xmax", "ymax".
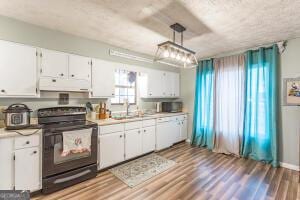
[
  {"xmin": 180, "ymin": 119, "xmax": 188, "ymax": 141},
  {"xmin": 0, "ymin": 134, "xmax": 41, "ymax": 192},
  {"xmin": 99, "ymin": 131, "xmax": 125, "ymax": 169},
  {"xmin": 142, "ymin": 126, "xmax": 156, "ymax": 154},
  {"xmin": 98, "ymin": 114, "xmax": 187, "ymax": 169},
  {"xmin": 125, "ymin": 129, "xmax": 142, "ymax": 160},
  {"xmin": 15, "ymin": 147, "xmax": 40, "ymax": 191},
  {"xmin": 0, "ymin": 137, "xmax": 14, "ymax": 190}
]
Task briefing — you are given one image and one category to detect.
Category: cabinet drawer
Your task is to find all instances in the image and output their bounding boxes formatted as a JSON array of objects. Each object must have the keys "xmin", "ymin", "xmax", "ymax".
[
  {"xmin": 15, "ymin": 134, "xmax": 40, "ymax": 150},
  {"xmin": 157, "ymin": 117, "xmax": 170, "ymax": 123},
  {"xmin": 100, "ymin": 124, "xmax": 124, "ymax": 135},
  {"xmin": 142, "ymin": 119, "xmax": 156, "ymax": 127},
  {"xmin": 125, "ymin": 121, "xmax": 142, "ymax": 130},
  {"xmin": 177, "ymin": 115, "xmax": 187, "ymax": 121}
]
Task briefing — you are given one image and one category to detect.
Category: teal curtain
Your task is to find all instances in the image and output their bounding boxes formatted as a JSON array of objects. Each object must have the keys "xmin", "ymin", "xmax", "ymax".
[
  {"xmin": 241, "ymin": 45, "xmax": 279, "ymax": 167},
  {"xmin": 192, "ymin": 59, "xmax": 214, "ymax": 149}
]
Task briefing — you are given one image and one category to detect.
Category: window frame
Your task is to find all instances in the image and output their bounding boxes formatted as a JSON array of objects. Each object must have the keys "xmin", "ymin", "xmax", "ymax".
[{"xmin": 111, "ymin": 69, "xmax": 137, "ymax": 105}]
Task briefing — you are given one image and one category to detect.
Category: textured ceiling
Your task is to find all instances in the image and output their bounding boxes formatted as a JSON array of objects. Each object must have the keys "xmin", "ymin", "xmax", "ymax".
[{"xmin": 0, "ymin": 0, "xmax": 300, "ymax": 59}]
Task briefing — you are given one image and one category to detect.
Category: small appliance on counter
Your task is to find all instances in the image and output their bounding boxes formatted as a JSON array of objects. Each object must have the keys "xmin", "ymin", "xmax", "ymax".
[
  {"xmin": 3, "ymin": 103, "xmax": 32, "ymax": 130},
  {"xmin": 161, "ymin": 102, "xmax": 183, "ymax": 113},
  {"xmin": 98, "ymin": 102, "xmax": 106, "ymax": 119},
  {"xmin": 156, "ymin": 102, "xmax": 162, "ymax": 113}
]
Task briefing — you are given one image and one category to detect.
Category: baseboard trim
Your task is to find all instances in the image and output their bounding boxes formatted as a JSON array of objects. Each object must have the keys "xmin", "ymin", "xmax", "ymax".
[{"xmin": 280, "ymin": 162, "xmax": 300, "ymax": 171}]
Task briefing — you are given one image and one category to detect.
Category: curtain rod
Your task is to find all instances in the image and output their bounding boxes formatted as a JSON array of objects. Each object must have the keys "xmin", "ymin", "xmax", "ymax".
[{"xmin": 198, "ymin": 39, "xmax": 289, "ymax": 62}]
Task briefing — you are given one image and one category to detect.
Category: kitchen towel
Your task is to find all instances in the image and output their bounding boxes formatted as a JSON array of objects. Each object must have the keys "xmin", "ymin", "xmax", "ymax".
[{"xmin": 61, "ymin": 128, "xmax": 92, "ymax": 156}]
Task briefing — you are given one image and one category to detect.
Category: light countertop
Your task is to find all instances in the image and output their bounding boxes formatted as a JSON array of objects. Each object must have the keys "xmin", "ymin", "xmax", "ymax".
[
  {"xmin": 0, "ymin": 112, "xmax": 187, "ymax": 139},
  {"xmin": 88, "ymin": 112, "xmax": 187, "ymax": 126}
]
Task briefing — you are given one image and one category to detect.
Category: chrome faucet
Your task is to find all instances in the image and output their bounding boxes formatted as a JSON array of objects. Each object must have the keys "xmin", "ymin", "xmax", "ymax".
[{"xmin": 124, "ymin": 99, "xmax": 130, "ymax": 116}]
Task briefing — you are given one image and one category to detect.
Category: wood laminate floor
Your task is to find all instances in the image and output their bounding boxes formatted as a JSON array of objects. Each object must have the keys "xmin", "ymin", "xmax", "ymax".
[{"xmin": 34, "ymin": 142, "xmax": 300, "ymax": 200}]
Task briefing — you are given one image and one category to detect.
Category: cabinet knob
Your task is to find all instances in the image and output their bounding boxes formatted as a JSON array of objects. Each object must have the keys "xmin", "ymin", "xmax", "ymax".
[
  {"xmin": 33, "ymin": 151, "xmax": 37, "ymax": 154},
  {"xmin": 60, "ymin": 73, "xmax": 64, "ymax": 76},
  {"xmin": 112, "ymin": 93, "xmax": 115, "ymax": 95},
  {"xmin": 52, "ymin": 79, "xmax": 56, "ymax": 82},
  {"xmin": 1, "ymin": 89, "xmax": 5, "ymax": 93},
  {"xmin": 71, "ymin": 74, "xmax": 75, "ymax": 77},
  {"xmin": 149, "ymin": 93, "xmax": 152, "ymax": 96},
  {"xmin": 26, "ymin": 141, "xmax": 30, "ymax": 144},
  {"xmin": 138, "ymin": 130, "xmax": 141, "ymax": 134},
  {"xmin": 144, "ymin": 129, "xmax": 146, "ymax": 132},
  {"xmin": 120, "ymin": 135, "xmax": 123, "ymax": 138}
]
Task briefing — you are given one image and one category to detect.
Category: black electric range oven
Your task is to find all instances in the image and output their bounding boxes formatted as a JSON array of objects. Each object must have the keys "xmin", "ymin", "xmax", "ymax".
[{"xmin": 38, "ymin": 107, "xmax": 98, "ymax": 194}]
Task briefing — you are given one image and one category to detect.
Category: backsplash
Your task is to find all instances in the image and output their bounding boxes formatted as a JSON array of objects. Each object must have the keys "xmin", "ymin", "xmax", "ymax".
[{"xmin": 0, "ymin": 91, "xmax": 179, "ymax": 120}]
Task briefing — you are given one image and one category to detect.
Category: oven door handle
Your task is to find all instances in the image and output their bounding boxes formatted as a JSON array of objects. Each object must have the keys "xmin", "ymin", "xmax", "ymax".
[{"xmin": 53, "ymin": 169, "xmax": 91, "ymax": 184}]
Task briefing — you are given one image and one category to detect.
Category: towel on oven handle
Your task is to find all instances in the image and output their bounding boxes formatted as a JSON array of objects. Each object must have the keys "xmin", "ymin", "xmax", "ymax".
[{"xmin": 61, "ymin": 128, "xmax": 92, "ymax": 157}]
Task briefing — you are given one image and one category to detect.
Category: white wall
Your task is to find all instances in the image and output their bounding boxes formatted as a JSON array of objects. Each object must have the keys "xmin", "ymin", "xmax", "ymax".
[
  {"xmin": 279, "ymin": 38, "xmax": 300, "ymax": 167},
  {"xmin": 181, "ymin": 38, "xmax": 300, "ymax": 167}
]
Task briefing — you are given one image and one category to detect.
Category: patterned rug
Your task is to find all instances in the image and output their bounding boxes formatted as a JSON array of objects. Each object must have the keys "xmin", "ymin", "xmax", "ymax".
[{"xmin": 109, "ymin": 154, "xmax": 176, "ymax": 187}]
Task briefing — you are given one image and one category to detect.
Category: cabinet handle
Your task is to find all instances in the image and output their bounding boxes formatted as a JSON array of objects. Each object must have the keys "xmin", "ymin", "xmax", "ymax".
[
  {"xmin": 112, "ymin": 93, "xmax": 115, "ymax": 95},
  {"xmin": 52, "ymin": 79, "xmax": 56, "ymax": 82},
  {"xmin": 138, "ymin": 130, "xmax": 141, "ymax": 134},
  {"xmin": 144, "ymin": 129, "xmax": 146, "ymax": 132},
  {"xmin": 1, "ymin": 89, "xmax": 5, "ymax": 93},
  {"xmin": 60, "ymin": 73, "xmax": 64, "ymax": 76},
  {"xmin": 33, "ymin": 151, "xmax": 37, "ymax": 154},
  {"xmin": 149, "ymin": 93, "xmax": 152, "ymax": 96},
  {"xmin": 26, "ymin": 141, "xmax": 30, "ymax": 145}
]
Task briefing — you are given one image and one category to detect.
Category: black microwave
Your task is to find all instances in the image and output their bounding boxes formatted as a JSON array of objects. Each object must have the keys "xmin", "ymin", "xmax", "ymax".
[{"xmin": 161, "ymin": 102, "xmax": 182, "ymax": 113}]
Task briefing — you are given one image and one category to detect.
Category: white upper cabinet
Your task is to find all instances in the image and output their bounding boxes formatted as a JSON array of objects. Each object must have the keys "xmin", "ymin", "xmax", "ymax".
[
  {"xmin": 40, "ymin": 49, "xmax": 68, "ymax": 78},
  {"xmin": 0, "ymin": 40, "xmax": 37, "ymax": 97},
  {"xmin": 91, "ymin": 59, "xmax": 115, "ymax": 98},
  {"xmin": 69, "ymin": 54, "xmax": 91, "ymax": 81},
  {"xmin": 139, "ymin": 69, "xmax": 180, "ymax": 98},
  {"xmin": 39, "ymin": 49, "xmax": 91, "ymax": 92},
  {"xmin": 163, "ymin": 72, "xmax": 180, "ymax": 97}
]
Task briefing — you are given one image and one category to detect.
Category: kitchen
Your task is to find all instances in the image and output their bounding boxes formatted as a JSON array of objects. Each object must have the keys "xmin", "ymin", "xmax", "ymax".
[{"xmin": 0, "ymin": 1, "xmax": 300, "ymax": 200}]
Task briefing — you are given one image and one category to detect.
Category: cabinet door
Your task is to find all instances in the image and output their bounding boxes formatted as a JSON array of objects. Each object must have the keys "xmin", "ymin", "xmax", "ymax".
[
  {"xmin": 156, "ymin": 122, "xmax": 173, "ymax": 150},
  {"xmin": 0, "ymin": 40, "xmax": 37, "ymax": 97},
  {"xmin": 0, "ymin": 138, "xmax": 14, "ymax": 190},
  {"xmin": 180, "ymin": 120, "xmax": 188, "ymax": 141},
  {"xmin": 69, "ymin": 54, "xmax": 91, "ymax": 81},
  {"xmin": 172, "ymin": 120, "xmax": 181, "ymax": 144},
  {"xmin": 91, "ymin": 59, "xmax": 115, "ymax": 97},
  {"xmin": 41, "ymin": 49, "xmax": 68, "ymax": 78},
  {"xmin": 173, "ymin": 73, "xmax": 180, "ymax": 97},
  {"xmin": 125, "ymin": 129, "xmax": 142, "ymax": 160},
  {"xmin": 163, "ymin": 72, "xmax": 173, "ymax": 97},
  {"xmin": 99, "ymin": 132, "xmax": 124, "ymax": 169},
  {"xmin": 164, "ymin": 72, "xmax": 180, "ymax": 97},
  {"xmin": 147, "ymin": 70, "xmax": 164, "ymax": 97},
  {"xmin": 15, "ymin": 147, "xmax": 40, "ymax": 191},
  {"xmin": 142, "ymin": 126, "xmax": 156, "ymax": 154}
]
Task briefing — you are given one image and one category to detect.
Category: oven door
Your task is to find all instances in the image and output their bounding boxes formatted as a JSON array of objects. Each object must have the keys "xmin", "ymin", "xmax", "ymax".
[{"xmin": 43, "ymin": 125, "xmax": 98, "ymax": 178}]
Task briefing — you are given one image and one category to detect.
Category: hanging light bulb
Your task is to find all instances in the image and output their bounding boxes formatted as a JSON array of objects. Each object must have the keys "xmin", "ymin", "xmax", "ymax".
[
  {"xmin": 181, "ymin": 53, "xmax": 186, "ymax": 62},
  {"xmin": 163, "ymin": 47, "xmax": 170, "ymax": 58},
  {"xmin": 176, "ymin": 50, "xmax": 181, "ymax": 60},
  {"xmin": 170, "ymin": 48, "xmax": 176, "ymax": 58},
  {"xmin": 186, "ymin": 54, "xmax": 191, "ymax": 64}
]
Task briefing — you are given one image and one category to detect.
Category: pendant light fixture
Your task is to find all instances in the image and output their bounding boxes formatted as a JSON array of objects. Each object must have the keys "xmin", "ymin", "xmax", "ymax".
[{"xmin": 154, "ymin": 23, "xmax": 198, "ymax": 68}]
